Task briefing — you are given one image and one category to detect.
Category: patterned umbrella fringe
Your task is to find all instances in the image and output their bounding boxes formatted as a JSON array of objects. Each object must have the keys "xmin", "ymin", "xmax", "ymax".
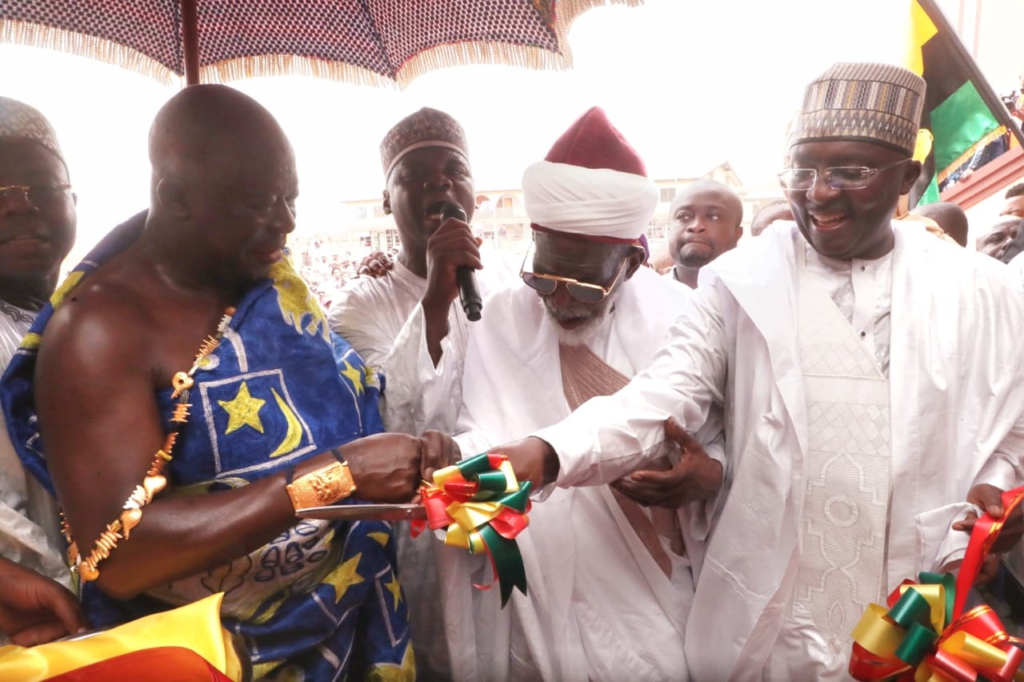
[
  {"xmin": 395, "ymin": 40, "xmax": 576, "ymax": 88},
  {"xmin": 393, "ymin": 0, "xmax": 643, "ymax": 88},
  {"xmin": 0, "ymin": 19, "xmax": 181, "ymax": 87},
  {"xmin": 201, "ymin": 54, "xmax": 397, "ymax": 88},
  {"xmin": 205, "ymin": 0, "xmax": 642, "ymax": 88},
  {"xmin": 2, "ymin": 0, "xmax": 642, "ymax": 89}
]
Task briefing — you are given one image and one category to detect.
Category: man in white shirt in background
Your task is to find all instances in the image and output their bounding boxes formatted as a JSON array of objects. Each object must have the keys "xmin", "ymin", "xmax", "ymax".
[
  {"xmin": 664, "ymin": 179, "xmax": 742, "ymax": 289},
  {"xmin": 492, "ymin": 62, "xmax": 1024, "ymax": 680}
]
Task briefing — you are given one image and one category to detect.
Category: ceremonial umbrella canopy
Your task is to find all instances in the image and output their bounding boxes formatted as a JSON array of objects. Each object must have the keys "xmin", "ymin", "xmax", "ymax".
[{"xmin": 0, "ymin": 0, "xmax": 638, "ymax": 88}]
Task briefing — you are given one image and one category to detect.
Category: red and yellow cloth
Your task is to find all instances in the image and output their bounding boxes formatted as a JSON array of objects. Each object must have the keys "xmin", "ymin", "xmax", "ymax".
[
  {"xmin": 0, "ymin": 594, "xmax": 243, "ymax": 681},
  {"xmin": 850, "ymin": 487, "xmax": 1024, "ymax": 681}
]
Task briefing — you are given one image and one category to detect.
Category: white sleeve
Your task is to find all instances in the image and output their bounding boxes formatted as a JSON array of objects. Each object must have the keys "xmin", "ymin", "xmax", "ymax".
[
  {"xmin": 974, "ymin": 411, "xmax": 1024, "ymax": 492},
  {"xmin": 917, "ymin": 413, "xmax": 1024, "ymax": 572},
  {"xmin": 327, "ymin": 283, "xmax": 393, "ymax": 372},
  {"xmin": 380, "ymin": 303, "xmax": 465, "ymax": 435},
  {"xmin": 534, "ymin": 279, "xmax": 730, "ymax": 488},
  {"xmin": 329, "ymin": 283, "xmax": 466, "ymax": 435},
  {"xmin": 0, "ymin": 443, "xmax": 71, "ymax": 589}
]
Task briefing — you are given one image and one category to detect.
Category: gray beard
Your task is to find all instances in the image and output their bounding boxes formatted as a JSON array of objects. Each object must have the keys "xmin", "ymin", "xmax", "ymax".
[{"xmin": 547, "ymin": 305, "xmax": 613, "ymax": 347}]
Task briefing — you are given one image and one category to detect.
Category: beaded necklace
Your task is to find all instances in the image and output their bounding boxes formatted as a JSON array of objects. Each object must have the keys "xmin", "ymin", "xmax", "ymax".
[{"xmin": 62, "ymin": 307, "xmax": 236, "ymax": 582}]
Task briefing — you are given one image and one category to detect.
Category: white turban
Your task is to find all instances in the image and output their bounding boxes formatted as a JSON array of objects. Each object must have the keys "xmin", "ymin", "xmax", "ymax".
[{"xmin": 522, "ymin": 160, "xmax": 658, "ymax": 242}]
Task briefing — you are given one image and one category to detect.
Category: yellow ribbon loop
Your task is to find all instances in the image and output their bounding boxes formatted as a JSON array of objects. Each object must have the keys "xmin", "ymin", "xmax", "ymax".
[
  {"xmin": 939, "ymin": 632, "xmax": 1007, "ymax": 669},
  {"xmin": 852, "ymin": 604, "xmax": 906, "ymax": 658},
  {"xmin": 448, "ymin": 501, "xmax": 502, "ymax": 531}
]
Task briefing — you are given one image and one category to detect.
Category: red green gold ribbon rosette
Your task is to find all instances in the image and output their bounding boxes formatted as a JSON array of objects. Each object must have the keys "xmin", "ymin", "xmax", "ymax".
[
  {"xmin": 850, "ymin": 486, "xmax": 1024, "ymax": 681},
  {"xmin": 412, "ymin": 453, "xmax": 531, "ymax": 606}
]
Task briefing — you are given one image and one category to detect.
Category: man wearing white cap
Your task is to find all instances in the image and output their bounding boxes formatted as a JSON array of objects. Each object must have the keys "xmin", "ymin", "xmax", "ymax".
[
  {"xmin": 493, "ymin": 64, "xmax": 1024, "ymax": 679},
  {"xmin": 444, "ymin": 107, "xmax": 724, "ymax": 681}
]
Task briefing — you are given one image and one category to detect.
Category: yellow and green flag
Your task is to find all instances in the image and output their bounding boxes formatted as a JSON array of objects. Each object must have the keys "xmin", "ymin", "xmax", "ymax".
[{"xmin": 907, "ymin": 0, "xmax": 1023, "ymax": 205}]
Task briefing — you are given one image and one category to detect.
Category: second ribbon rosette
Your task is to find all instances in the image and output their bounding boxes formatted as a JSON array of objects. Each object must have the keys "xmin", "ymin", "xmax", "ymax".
[
  {"xmin": 849, "ymin": 487, "xmax": 1024, "ymax": 681},
  {"xmin": 413, "ymin": 452, "xmax": 531, "ymax": 606}
]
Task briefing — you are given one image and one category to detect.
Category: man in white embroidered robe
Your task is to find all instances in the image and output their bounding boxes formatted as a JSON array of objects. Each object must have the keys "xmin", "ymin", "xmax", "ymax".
[
  {"xmin": 492, "ymin": 63, "xmax": 1024, "ymax": 680},
  {"xmin": 447, "ymin": 107, "xmax": 724, "ymax": 682}
]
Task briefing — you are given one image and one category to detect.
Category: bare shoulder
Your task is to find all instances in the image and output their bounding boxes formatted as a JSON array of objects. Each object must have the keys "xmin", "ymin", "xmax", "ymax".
[{"xmin": 40, "ymin": 268, "xmax": 156, "ymax": 378}]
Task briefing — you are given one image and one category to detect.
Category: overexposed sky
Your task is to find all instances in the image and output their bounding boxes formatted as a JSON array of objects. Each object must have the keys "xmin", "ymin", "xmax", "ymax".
[{"xmin": 0, "ymin": 0, "xmax": 1016, "ymax": 261}]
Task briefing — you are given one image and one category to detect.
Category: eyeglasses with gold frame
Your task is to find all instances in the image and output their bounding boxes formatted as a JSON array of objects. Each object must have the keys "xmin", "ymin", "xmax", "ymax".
[{"xmin": 0, "ymin": 184, "xmax": 72, "ymax": 208}]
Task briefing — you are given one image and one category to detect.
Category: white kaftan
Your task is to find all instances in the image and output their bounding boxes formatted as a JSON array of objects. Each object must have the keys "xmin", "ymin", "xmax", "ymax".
[
  {"xmin": 0, "ymin": 301, "xmax": 69, "ymax": 589},
  {"xmin": 534, "ymin": 222, "xmax": 1024, "ymax": 680}
]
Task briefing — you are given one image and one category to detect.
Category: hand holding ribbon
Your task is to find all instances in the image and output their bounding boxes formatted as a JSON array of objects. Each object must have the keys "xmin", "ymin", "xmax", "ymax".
[
  {"xmin": 849, "ymin": 486, "xmax": 1024, "ymax": 681},
  {"xmin": 411, "ymin": 452, "xmax": 531, "ymax": 607}
]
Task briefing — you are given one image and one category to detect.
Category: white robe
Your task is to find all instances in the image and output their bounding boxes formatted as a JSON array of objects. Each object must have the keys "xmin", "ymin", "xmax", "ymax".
[
  {"xmin": 535, "ymin": 222, "xmax": 1024, "ymax": 680},
  {"xmin": 0, "ymin": 303, "xmax": 69, "ymax": 590},
  {"xmin": 448, "ymin": 266, "xmax": 723, "ymax": 682}
]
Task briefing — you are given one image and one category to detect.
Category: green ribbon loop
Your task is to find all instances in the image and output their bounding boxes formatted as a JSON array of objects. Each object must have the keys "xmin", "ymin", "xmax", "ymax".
[
  {"xmin": 479, "ymin": 524, "xmax": 528, "ymax": 606},
  {"xmin": 888, "ymin": 589, "xmax": 933, "ymax": 629},
  {"xmin": 497, "ymin": 484, "xmax": 531, "ymax": 513},
  {"xmin": 457, "ymin": 453, "xmax": 492, "ymax": 478},
  {"xmin": 894, "ymin": 621, "xmax": 938, "ymax": 666},
  {"xmin": 475, "ymin": 471, "xmax": 509, "ymax": 498},
  {"xmin": 922, "ymin": 571, "xmax": 956, "ymax": 628}
]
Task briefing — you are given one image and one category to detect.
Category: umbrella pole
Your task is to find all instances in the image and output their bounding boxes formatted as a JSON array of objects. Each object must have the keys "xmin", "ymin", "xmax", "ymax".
[{"xmin": 182, "ymin": 0, "xmax": 199, "ymax": 86}]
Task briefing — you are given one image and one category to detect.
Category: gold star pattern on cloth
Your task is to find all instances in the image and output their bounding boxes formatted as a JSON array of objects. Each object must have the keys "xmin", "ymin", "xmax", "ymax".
[
  {"xmin": 366, "ymin": 643, "xmax": 417, "ymax": 682},
  {"xmin": 321, "ymin": 553, "xmax": 364, "ymax": 603},
  {"xmin": 384, "ymin": 575, "xmax": 402, "ymax": 610},
  {"xmin": 341, "ymin": 360, "xmax": 364, "ymax": 396},
  {"xmin": 218, "ymin": 381, "xmax": 266, "ymax": 435}
]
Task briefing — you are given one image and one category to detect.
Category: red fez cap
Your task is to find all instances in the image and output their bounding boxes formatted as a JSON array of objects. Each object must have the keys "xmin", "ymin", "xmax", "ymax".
[{"xmin": 544, "ymin": 107, "xmax": 647, "ymax": 177}]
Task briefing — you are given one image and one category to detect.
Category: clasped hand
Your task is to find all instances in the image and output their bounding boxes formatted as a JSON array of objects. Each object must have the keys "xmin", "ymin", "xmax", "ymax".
[
  {"xmin": 343, "ymin": 431, "xmax": 459, "ymax": 503},
  {"xmin": 612, "ymin": 417, "xmax": 723, "ymax": 509}
]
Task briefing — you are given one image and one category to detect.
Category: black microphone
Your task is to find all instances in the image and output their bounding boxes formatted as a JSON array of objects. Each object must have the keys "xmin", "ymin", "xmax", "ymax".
[{"xmin": 440, "ymin": 201, "xmax": 482, "ymax": 322}]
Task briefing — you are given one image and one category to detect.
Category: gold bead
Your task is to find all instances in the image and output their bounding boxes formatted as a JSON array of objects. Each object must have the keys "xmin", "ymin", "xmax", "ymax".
[
  {"xmin": 79, "ymin": 562, "xmax": 99, "ymax": 582},
  {"xmin": 96, "ymin": 532, "xmax": 117, "ymax": 553},
  {"xmin": 143, "ymin": 475, "xmax": 167, "ymax": 499},
  {"xmin": 120, "ymin": 508, "xmax": 142, "ymax": 536},
  {"xmin": 170, "ymin": 403, "xmax": 191, "ymax": 424},
  {"xmin": 171, "ymin": 372, "xmax": 194, "ymax": 397}
]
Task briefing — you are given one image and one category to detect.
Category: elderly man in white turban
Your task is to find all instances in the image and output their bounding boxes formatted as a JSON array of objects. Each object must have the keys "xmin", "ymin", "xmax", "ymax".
[
  {"xmin": 442, "ymin": 107, "xmax": 725, "ymax": 682},
  {"xmin": 492, "ymin": 64, "xmax": 1024, "ymax": 680}
]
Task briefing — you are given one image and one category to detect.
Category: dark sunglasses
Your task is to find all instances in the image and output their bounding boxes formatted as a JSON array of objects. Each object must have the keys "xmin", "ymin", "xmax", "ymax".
[{"xmin": 519, "ymin": 247, "xmax": 629, "ymax": 304}]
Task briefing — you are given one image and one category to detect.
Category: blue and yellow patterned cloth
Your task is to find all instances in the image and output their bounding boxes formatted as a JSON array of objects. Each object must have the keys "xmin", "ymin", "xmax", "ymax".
[{"xmin": 0, "ymin": 212, "xmax": 415, "ymax": 681}]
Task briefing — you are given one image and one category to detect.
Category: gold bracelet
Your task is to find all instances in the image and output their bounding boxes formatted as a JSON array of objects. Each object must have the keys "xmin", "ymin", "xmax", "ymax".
[{"xmin": 286, "ymin": 461, "xmax": 357, "ymax": 511}]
